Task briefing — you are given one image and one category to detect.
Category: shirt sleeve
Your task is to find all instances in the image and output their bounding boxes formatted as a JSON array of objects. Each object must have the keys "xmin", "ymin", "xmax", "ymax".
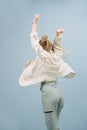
[
  {"xmin": 53, "ymin": 34, "xmax": 64, "ymax": 57},
  {"xmin": 30, "ymin": 32, "xmax": 41, "ymax": 53},
  {"xmin": 53, "ymin": 34, "xmax": 63, "ymax": 50},
  {"xmin": 30, "ymin": 32, "xmax": 50, "ymax": 57}
]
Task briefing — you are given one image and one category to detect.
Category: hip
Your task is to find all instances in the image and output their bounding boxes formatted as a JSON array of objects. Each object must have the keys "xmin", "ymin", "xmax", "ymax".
[{"xmin": 40, "ymin": 80, "xmax": 63, "ymax": 98}]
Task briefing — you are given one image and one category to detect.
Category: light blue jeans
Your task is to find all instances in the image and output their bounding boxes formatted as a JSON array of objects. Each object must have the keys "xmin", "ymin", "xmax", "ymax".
[{"xmin": 40, "ymin": 80, "xmax": 64, "ymax": 130}]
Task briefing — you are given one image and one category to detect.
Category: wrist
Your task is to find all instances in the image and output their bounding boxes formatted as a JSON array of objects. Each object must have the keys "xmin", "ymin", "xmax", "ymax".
[
  {"xmin": 32, "ymin": 21, "xmax": 37, "ymax": 24},
  {"xmin": 32, "ymin": 20, "xmax": 37, "ymax": 24}
]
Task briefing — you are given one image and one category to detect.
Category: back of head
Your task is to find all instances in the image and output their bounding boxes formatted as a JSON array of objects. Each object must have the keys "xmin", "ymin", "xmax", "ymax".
[{"xmin": 39, "ymin": 35, "xmax": 54, "ymax": 53}]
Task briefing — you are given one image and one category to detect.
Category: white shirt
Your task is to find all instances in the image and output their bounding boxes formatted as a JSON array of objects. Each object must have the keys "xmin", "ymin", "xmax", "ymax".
[{"xmin": 19, "ymin": 32, "xmax": 75, "ymax": 86}]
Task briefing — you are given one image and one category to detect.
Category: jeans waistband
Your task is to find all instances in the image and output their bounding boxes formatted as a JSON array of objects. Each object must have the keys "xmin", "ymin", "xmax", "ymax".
[
  {"xmin": 41, "ymin": 80, "xmax": 57, "ymax": 86},
  {"xmin": 40, "ymin": 80, "xmax": 57, "ymax": 91}
]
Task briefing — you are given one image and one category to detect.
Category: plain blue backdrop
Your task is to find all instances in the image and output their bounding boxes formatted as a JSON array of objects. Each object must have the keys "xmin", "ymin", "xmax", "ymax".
[{"xmin": 0, "ymin": 0, "xmax": 87, "ymax": 130}]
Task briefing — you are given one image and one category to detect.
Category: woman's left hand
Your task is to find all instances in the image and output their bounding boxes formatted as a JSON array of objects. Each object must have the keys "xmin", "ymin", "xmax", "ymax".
[{"xmin": 56, "ymin": 29, "xmax": 64, "ymax": 36}]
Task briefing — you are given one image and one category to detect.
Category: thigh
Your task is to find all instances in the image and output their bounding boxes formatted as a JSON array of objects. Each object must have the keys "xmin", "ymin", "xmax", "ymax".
[
  {"xmin": 41, "ymin": 86, "xmax": 60, "ymax": 112},
  {"xmin": 44, "ymin": 111, "xmax": 59, "ymax": 130}
]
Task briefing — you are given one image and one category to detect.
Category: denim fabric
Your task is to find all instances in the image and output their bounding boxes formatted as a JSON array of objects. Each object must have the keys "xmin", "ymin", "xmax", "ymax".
[{"xmin": 40, "ymin": 81, "xmax": 64, "ymax": 130}]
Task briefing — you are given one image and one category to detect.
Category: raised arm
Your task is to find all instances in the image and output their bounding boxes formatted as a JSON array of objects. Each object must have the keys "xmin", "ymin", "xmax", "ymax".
[
  {"xmin": 30, "ymin": 14, "xmax": 40, "ymax": 53},
  {"xmin": 53, "ymin": 29, "xmax": 64, "ymax": 49},
  {"xmin": 32, "ymin": 14, "xmax": 40, "ymax": 32}
]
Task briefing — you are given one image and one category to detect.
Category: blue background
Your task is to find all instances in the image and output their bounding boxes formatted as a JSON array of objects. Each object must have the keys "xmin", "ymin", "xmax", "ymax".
[{"xmin": 0, "ymin": 0, "xmax": 87, "ymax": 130}]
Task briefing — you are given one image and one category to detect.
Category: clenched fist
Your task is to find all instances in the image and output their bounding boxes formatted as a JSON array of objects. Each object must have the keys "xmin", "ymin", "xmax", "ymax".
[{"xmin": 33, "ymin": 14, "xmax": 40, "ymax": 23}]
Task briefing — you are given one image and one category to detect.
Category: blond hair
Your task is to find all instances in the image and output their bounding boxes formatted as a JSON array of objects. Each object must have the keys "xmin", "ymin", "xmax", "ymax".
[{"xmin": 39, "ymin": 35, "xmax": 54, "ymax": 53}]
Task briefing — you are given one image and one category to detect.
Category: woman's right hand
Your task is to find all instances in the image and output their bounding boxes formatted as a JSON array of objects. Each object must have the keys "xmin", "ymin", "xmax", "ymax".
[{"xmin": 33, "ymin": 14, "xmax": 40, "ymax": 23}]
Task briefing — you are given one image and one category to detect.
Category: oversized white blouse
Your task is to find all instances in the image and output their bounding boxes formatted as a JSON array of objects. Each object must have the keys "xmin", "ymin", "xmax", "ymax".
[{"xmin": 19, "ymin": 32, "xmax": 75, "ymax": 86}]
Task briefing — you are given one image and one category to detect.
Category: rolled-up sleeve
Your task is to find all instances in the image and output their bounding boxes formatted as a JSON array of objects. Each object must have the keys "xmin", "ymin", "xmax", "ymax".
[
  {"xmin": 53, "ymin": 34, "xmax": 64, "ymax": 57},
  {"xmin": 30, "ymin": 32, "xmax": 49, "ymax": 57},
  {"xmin": 30, "ymin": 32, "xmax": 41, "ymax": 53},
  {"xmin": 53, "ymin": 34, "xmax": 63, "ymax": 49}
]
